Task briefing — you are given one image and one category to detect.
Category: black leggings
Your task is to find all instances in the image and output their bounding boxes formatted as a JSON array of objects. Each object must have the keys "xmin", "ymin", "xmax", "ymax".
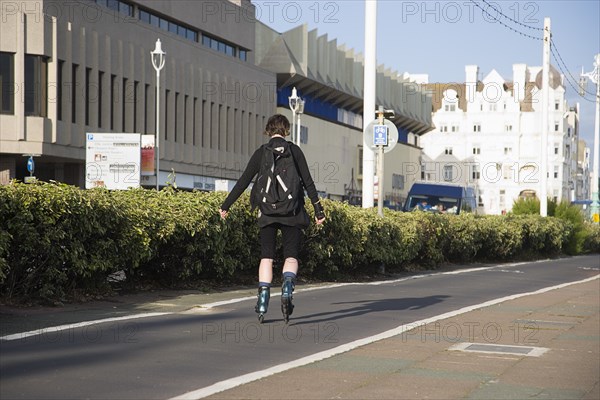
[{"xmin": 260, "ymin": 223, "xmax": 303, "ymax": 260}]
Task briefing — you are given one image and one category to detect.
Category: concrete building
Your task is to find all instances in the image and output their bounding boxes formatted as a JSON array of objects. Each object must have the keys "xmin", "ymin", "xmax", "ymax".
[
  {"xmin": 417, "ymin": 64, "xmax": 589, "ymax": 215},
  {"xmin": 1, "ymin": 0, "xmax": 434, "ymax": 204}
]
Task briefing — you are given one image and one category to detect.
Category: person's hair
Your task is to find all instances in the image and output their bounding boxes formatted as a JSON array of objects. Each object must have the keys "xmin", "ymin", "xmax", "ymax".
[{"xmin": 264, "ymin": 114, "xmax": 290, "ymax": 137}]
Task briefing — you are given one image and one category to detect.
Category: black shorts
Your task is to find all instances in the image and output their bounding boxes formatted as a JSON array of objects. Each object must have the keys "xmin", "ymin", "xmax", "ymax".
[{"xmin": 260, "ymin": 223, "xmax": 303, "ymax": 260}]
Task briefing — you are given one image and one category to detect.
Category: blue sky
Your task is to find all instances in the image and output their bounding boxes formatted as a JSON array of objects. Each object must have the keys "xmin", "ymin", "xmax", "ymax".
[{"xmin": 254, "ymin": 0, "xmax": 600, "ymax": 153}]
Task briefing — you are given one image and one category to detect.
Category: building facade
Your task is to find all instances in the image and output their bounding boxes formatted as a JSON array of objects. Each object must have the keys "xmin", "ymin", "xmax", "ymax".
[
  {"xmin": 1, "ymin": 0, "xmax": 434, "ymax": 204},
  {"xmin": 417, "ymin": 64, "xmax": 589, "ymax": 215}
]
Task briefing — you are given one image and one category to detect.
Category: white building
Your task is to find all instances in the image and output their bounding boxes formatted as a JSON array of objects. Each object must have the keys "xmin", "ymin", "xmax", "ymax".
[{"xmin": 417, "ymin": 64, "xmax": 589, "ymax": 215}]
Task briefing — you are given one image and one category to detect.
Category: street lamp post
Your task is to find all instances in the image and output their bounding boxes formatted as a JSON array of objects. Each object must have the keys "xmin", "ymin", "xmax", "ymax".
[
  {"xmin": 581, "ymin": 54, "xmax": 600, "ymax": 223},
  {"xmin": 151, "ymin": 39, "xmax": 166, "ymax": 191},
  {"xmin": 296, "ymin": 96, "xmax": 305, "ymax": 146},
  {"xmin": 288, "ymin": 87, "xmax": 303, "ymax": 146}
]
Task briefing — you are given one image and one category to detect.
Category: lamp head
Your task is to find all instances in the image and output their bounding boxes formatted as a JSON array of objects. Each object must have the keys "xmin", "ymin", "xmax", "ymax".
[{"xmin": 152, "ymin": 39, "xmax": 165, "ymax": 56}]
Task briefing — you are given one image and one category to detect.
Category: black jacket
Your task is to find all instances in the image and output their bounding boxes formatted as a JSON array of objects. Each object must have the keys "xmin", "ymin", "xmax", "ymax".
[{"xmin": 220, "ymin": 136, "xmax": 321, "ymax": 228}]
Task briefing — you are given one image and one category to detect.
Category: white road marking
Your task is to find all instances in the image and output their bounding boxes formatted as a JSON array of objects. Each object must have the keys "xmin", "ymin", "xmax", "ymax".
[{"xmin": 169, "ymin": 274, "xmax": 599, "ymax": 400}]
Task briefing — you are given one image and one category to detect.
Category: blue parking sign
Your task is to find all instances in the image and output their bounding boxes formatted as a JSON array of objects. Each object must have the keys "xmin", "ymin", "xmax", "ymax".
[{"xmin": 373, "ymin": 125, "xmax": 388, "ymax": 146}]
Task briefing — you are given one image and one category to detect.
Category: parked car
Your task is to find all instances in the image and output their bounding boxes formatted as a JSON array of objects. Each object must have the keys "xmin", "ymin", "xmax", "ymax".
[{"xmin": 403, "ymin": 183, "xmax": 477, "ymax": 215}]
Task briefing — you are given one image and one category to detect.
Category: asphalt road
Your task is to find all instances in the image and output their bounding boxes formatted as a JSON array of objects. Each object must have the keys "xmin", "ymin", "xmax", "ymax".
[{"xmin": 1, "ymin": 255, "xmax": 599, "ymax": 400}]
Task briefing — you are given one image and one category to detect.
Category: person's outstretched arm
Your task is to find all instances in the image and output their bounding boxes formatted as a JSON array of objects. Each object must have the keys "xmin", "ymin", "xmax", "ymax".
[{"xmin": 219, "ymin": 147, "xmax": 263, "ymax": 218}]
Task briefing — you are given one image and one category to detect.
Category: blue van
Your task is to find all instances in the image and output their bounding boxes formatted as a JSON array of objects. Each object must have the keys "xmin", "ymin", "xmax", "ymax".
[{"xmin": 403, "ymin": 183, "xmax": 477, "ymax": 215}]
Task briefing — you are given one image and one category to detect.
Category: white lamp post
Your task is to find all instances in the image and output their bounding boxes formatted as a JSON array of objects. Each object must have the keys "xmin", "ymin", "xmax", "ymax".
[
  {"xmin": 288, "ymin": 87, "xmax": 302, "ymax": 145},
  {"xmin": 581, "ymin": 54, "xmax": 600, "ymax": 223},
  {"xmin": 151, "ymin": 38, "xmax": 166, "ymax": 191},
  {"xmin": 296, "ymin": 96, "xmax": 305, "ymax": 146}
]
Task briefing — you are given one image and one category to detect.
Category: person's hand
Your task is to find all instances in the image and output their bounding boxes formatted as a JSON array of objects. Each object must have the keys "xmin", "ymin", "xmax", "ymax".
[
  {"xmin": 219, "ymin": 208, "xmax": 228, "ymax": 219},
  {"xmin": 315, "ymin": 216, "xmax": 325, "ymax": 225}
]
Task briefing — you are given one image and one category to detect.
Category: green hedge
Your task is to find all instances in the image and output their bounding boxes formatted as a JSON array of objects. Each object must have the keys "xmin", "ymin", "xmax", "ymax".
[{"xmin": 1, "ymin": 182, "xmax": 599, "ymax": 303}]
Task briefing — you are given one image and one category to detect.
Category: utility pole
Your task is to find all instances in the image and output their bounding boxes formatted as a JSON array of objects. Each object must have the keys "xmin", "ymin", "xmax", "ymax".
[
  {"xmin": 540, "ymin": 17, "xmax": 551, "ymax": 217},
  {"xmin": 581, "ymin": 54, "xmax": 600, "ymax": 223},
  {"xmin": 362, "ymin": 0, "xmax": 376, "ymax": 208}
]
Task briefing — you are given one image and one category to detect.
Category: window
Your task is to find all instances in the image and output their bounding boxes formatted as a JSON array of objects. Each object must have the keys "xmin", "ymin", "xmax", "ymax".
[
  {"xmin": 444, "ymin": 104, "xmax": 456, "ymax": 112},
  {"xmin": 472, "ymin": 147, "xmax": 480, "ymax": 155},
  {"xmin": 555, "ymin": 101, "xmax": 560, "ymax": 111},
  {"xmin": 110, "ymin": 74, "xmax": 116, "ymax": 130},
  {"xmin": 489, "ymin": 103, "xmax": 497, "ymax": 111},
  {"xmin": 57, "ymin": 60, "xmax": 63, "ymax": 120},
  {"xmin": 504, "ymin": 147, "xmax": 512, "ymax": 155},
  {"xmin": 0, "ymin": 52, "xmax": 14, "ymax": 114},
  {"xmin": 174, "ymin": 92, "xmax": 179, "ymax": 142},
  {"xmin": 25, "ymin": 55, "xmax": 48, "ymax": 117},
  {"xmin": 500, "ymin": 190, "xmax": 506, "ymax": 208},
  {"xmin": 443, "ymin": 165, "xmax": 453, "ymax": 181},
  {"xmin": 239, "ymin": 50, "xmax": 247, "ymax": 61},
  {"xmin": 473, "ymin": 124, "xmax": 481, "ymax": 132},
  {"xmin": 505, "ymin": 125, "xmax": 512, "ymax": 132},
  {"xmin": 184, "ymin": 95, "xmax": 189, "ymax": 144},
  {"xmin": 555, "ymin": 123, "xmax": 560, "ymax": 131},
  {"xmin": 451, "ymin": 124, "xmax": 459, "ymax": 132},
  {"xmin": 85, "ymin": 68, "xmax": 92, "ymax": 125},
  {"xmin": 440, "ymin": 124, "xmax": 448, "ymax": 132},
  {"xmin": 471, "ymin": 164, "xmax": 480, "ymax": 180},
  {"xmin": 503, "ymin": 165, "xmax": 512, "ymax": 180},
  {"xmin": 70, "ymin": 63, "xmax": 77, "ymax": 122},
  {"xmin": 444, "ymin": 147, "xmax": 453, "ymax": 155},
  {"xmin": 553, "ymin": 166, "xmax": 559, "ymax": 179},
  {"xmin": 554, "ymin": 146, "xmax": 559, "ymax": 155},
  {"xmin": 478, "ymin": 192, "xmax": 484, "ymax": 207}
]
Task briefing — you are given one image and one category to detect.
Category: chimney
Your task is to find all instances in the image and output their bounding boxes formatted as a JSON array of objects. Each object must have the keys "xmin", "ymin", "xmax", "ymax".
[
  {"xmin": 512, "ymin": 64, "xmax": 527, "ymax": 102},
  {"xmin": 465, "ymin": 65, "xmax": 479, "ymax": 105}
]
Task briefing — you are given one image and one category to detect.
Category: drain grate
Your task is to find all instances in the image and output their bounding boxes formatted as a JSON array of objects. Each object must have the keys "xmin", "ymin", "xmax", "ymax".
[{"xmin": 449, "ymin": 342, "xmax": 549, "ymax": 357}]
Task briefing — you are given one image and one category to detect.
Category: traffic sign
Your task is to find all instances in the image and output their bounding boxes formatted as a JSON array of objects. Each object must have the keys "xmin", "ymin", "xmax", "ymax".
[
  {"xmin": 27, "ymin": 156, "xmax": 35, "ymax": 174},
  {"xmin": 364, "ymin": 118, "xmax": 398, "ymax": 153},
  {"xmin": 373, "ymin": 125, "xmax": 388, "ymax": 146}
]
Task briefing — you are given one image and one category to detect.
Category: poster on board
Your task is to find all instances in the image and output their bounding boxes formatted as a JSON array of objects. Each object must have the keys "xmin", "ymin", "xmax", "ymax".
[{"xmin": 85, "ymin": 133, "xmax": 141, "ymax": 190}]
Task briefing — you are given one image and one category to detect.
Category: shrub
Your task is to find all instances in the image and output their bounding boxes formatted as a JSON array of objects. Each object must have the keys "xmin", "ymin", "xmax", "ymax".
[{"xmin": 1, "ymin": 182, "xmax": 596, "ymax": 304}]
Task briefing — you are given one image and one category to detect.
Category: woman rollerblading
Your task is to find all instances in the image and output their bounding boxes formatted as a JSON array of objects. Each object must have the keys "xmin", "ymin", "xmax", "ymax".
[{"xmin": 218, "ymin": 114, "xmax": 325, "ymax": 322}]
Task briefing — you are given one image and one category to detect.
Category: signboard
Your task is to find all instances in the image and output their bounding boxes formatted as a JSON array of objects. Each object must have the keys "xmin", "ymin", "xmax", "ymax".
[
  {"xmin": 85, "ymin": 133, "xmax": 141, "ymax": 190},
  {"xmin": 364, "ymin": 118, "xmax": 399, "ymax": 153},
  {"xmin": 141, "ymin": 135, "xmax": 155, "ymax": 176},
  {"xmin": 373, "ymin": 125, "xmax": 388, "ymax": 146}
]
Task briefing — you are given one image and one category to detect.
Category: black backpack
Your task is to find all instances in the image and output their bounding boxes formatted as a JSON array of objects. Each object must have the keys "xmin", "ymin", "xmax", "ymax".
[{"xmin": 251, "ymin": 142, "xmax": 303, "ymax": 216}]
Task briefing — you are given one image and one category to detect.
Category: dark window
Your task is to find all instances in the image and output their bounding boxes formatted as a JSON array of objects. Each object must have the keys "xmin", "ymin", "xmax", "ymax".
[
  {"xmin": 184, "ymin": 95, "xmax": 188, "ymax": 144},
  {"xmin": 239, "ymin": 50, "xmax": 247, "ymax": 61},
  {"xmin": 193, "ymin": 97, "xmax": 197, "ymax": 146},
  {"xmin": 202, "ymin": 35, "xmax": 211, "ymax": 47},
  {"xmin": 25, "ymin": 55, "xmax": 48, "ymax": 117},
  {"xmin": 98, "ymin": 71, "xmax": 104, "ymax": 128},
  {"xmin": 139, "ymin": 9, "xmax": 150, "ymax": 23},
  {"xmin": 57, "ymin": 60, "xmax": 63, "ymax": 120},
  {"xmin": 110, "ymin": 74, "xmax": 116, "ymax": 130},
  {"xmin": 169, "ymin": 21, "xmax": 177, "ymax": 35},
  {"xmin": 85, "ymin": 67, "xmax": 91, "ymax": 125},
  {"xmin": 174, "ymin": 92, "xmax": 179, "ymax": 142},
  {"xmin": 159, "ymin": 18, "xmax": 168, "ymax": 31},
  {"xmin": 0, "ymin": 52, "xmax": 14, "ymax": 114},
  {"xmin": 70, "ymin": 63, "xmax": 77, "ymax": 122},
  {"xmin": 150, "ymin": 14, "xmax": 159, "ymax": 27}
]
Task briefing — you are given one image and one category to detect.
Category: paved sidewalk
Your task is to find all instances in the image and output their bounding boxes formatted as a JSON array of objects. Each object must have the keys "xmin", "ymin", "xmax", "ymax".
[{"xmin": 204, "ymin": 279, "xmax": 600, "ymax": 400}]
